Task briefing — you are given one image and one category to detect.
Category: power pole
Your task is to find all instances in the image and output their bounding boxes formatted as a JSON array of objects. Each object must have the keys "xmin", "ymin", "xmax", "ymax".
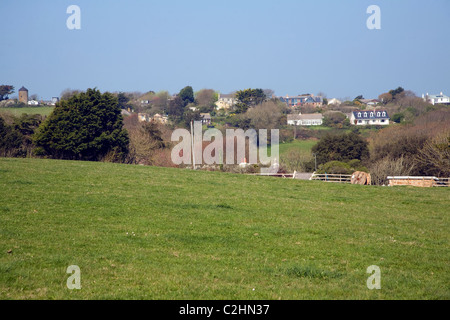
[{"xmin": 190, "ymin": 120, "xmax": 196, "ymax": 170}]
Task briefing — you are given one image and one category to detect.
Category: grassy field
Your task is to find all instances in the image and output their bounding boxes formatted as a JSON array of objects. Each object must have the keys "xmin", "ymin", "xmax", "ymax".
[
  {"xmin": 0, "ymin": 107, "xmax": 55, "ymax": 117},
  {"xmin": 279, "ymin": 139, "xmax": 317, "ymax": 156},
  {"xmin": 0, "ymin": 158, "xmax": 448, "ymax": 300}
]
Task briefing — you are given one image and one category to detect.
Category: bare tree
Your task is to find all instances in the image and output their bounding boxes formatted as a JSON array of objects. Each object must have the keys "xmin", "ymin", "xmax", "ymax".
[
  {"xmin": 246, "ymin": 101, "xmax": 283, "ymax": 130},
  {"xmin": 370, "ymin": 156, "xmax": 415, "ymax": 186},
  {"xmin": 280, "ymin": 149, "xmax": 313, "ymax": 172},
  {"xmin": 414, "ymin": 131, "xmax": 450, "ymax": 177},
  {"xmin": 60, "ymin": 88, "xmax": 81, "ymax": 101},
  {"xmin": 195, "ymin": 89, "xmax": 217, "ymax": 110}
]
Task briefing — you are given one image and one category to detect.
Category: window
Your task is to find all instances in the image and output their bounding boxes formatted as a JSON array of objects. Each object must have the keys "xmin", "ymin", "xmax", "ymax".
[
  {"xmin": 364, "ymin": 112, "xmax": 368, "ymax": 117},
  {"xmin": 377, "ymin": 112, "xmax": 381, "ymax": 117},
  {"xmin": 370, "ymin": 112, "xmax": 374, "ymax": 117},
  {"xmin": 358, "ymin": 112, "xmax": 361, "ymax": 117},
  {"xmin": 382, "ymin": 112, "xmax": 386, "ymax": 117}
]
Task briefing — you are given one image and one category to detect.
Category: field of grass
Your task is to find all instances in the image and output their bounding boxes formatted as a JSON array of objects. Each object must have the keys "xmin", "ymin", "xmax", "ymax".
[
  {"xmin": 0, "ymin": 106, "xmax": 55, "ymax": 117},
  {"xmin": 279, "ymin": 139, "xmax": 317, "ymax": 156},
  {"xmin": 0, "ymin": 158, "xmax": 448, "ymax": 299}
]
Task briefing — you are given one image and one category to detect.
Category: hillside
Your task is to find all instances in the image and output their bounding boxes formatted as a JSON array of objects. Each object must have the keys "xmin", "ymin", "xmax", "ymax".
[
  {"xmin": 0, "ymin": 158, "xmax": 448, "ymax": 299},
  {"xmin": 0, "ymin": 106, "xmax": 55, "ymax": 117}
]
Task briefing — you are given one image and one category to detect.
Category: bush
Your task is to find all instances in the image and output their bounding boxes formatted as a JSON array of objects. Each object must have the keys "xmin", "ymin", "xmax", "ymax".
[
  {"xmin": 317, "ymin": 160, "xmax": 369, "ymax": 174},
  {"xmin": 0, "ymin": 116, "xmax": 23, "ymax": 157},
  {"xmin": 312, "ymin": 132, "xmax": 369, "ymax": 166},
  {"xmin": 0, "ymin": 113, "xmax": 42, "ymax": 157},
  {"xmin": 414, "ymin": 131, "xmax": 450, "ymax": 177},
  {"xmin": 280, "ymin": 149, "xmax": 313, "ymax": 172},
  {"xmin": 369, "ymin": 156, "xmax": 414, "ymax": 185},
  {"xmin": 34, "ymin": 88, "xmax": 129, "ymax": 162}
]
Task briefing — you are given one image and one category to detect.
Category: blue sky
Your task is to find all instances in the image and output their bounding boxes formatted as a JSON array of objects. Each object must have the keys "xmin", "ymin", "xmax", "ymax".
[{"xmin": 1, "ymin": 0, "xmax": 449, "ymax": 100}]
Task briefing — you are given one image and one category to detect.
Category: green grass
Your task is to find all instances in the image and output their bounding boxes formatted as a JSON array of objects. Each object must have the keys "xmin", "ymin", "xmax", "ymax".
[
  {"xmin": 279, "ymin": 139, "xmax": 317, "ymax": 155},
  {"xmin": 0, "ymin": 107, "xmax": 55, "ymax": 117},
  {"xmin": 0, "ymin": 158, "xmax": 449, "ymax": 299}
]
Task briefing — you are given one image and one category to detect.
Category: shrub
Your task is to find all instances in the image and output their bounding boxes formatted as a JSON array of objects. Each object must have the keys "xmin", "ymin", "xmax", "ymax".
[
  {"xmin": 312, "ymin": 132, "xmax": 369, "ymax": 166},
  {"xmin": 34, "ymin": 88, "xmax": 129, "ymax": 162},
  {"xmin": 280, "ymin": 149, "xmax": 313, "ymax": 172},
  {"xmin": 369, "ymin": 156, "xmax": 414, "ymax": 185}
]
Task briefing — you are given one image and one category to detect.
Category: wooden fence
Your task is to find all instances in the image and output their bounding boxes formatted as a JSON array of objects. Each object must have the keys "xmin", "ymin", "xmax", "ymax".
[
  {"xmin": 435, "ymin": 178, "xmax": 450, "ymax": 187},
  {"xmin": 250, "ymin": 172, "xmax": 449, "ymax": 187},
  {"xmin": 388, "ymin": 176, "xmax": 450, "ymax": 188},
  {"xmin": 309, "ymin": 173, "xmax": 352, "ymax": 183}
]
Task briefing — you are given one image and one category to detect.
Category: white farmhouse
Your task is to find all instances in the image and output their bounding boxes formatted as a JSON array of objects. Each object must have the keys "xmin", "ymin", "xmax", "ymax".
[
  {"xmin": 327, "ymin": 98, "xmax": 342, "ymax": 105},
  {"xmin": 287, "ymin": 113, "xmax": 323, "ymax": 126},
  {"xmin": 349, "ymin": 110, "xmax": 389, "ymax": 126},
  {"xmin": 422, "ymin": 92, "xmax": 450, "ymax": 105},
  {"xmin": 215, "ymin": 93, "xmax": 236, "ymax": 110}
]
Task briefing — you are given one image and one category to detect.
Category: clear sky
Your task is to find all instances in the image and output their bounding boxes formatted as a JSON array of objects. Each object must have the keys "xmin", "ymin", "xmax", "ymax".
[{"xmin": 1, "ymin": 0, "xmax": 449, "ymax": 100}]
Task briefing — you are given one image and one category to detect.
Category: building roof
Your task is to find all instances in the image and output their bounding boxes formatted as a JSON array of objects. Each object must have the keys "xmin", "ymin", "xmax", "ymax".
[
  {"xmin": 299, "ymin": 113, "xmax": 324, "ymax": 120},
  {"xmin": 279, "ymin": 94, "xmax": 323, "ymax": 104},
  {"xmin": 219, "ymin": 93, "xmax": 236, "ymax": 99},
  {"xmin": 426, "ymin": 92, "xmax": 449, "ymax": 99},
  {"xmin": 359, "ymin": 99, "xmax": 380, "ymax": 104},
  {"xmin": 200, "ymin": 113, "xmax": 211, "ymax": 119},
  {"xmin": 287, "ymin": 113, "xmax": 323, "ymax": 121},
  {"xmin": 19, "ymin": 86, "xmax": 28, "ymax": 92},
  {"xmin": 352, "ymin": 110, "xmax": 389, "ymax": 120}
]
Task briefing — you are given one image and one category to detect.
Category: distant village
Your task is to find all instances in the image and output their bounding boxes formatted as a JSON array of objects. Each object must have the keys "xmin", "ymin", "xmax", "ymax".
[
  {"xmin": 129, "ymin": 91, "xmax": 450, "ymax": 127},
  {"xmin": 2, "ymin": 86, "xmax": 449, "ymax": 129}
]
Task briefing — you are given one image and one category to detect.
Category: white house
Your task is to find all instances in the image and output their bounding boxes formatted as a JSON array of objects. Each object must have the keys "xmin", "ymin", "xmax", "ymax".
[
  {"xmin": 287, "ymin": 113, "xmax": 323, "ymax": 126},
  {"xmin": 153, "ymin": 113, "xmax": 168, "ymax": 124},
  {"xmin": 422, "ymin": 92, "xmax": 450, "ymax": 105},
  {"xmin": 200, "ymin": 113, "xmax": 212, "ymax": 125},
  {"xmin": 349, "ymin": 110, "xmax": 389, "ymax": 126},
  {"xmin": 27, "ymin": 100, "xmax": 39, "ymax": 106},
  {"xmin": 327, "ymin": 98, "xmax": 342, "ymax": 105},
  {"xmin": 138, "ymin": 113, "xmax": 151, "ymax": 122},
  {"xmin": 215, "ymin": 93, "xmax": 236, "ymax": 110},
  {"xmin": 359, "ymin": 99, "xmax": 380, "ymax": 106}
]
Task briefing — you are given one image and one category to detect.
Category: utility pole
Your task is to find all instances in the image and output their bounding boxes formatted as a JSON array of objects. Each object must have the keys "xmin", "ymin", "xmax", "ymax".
[
  {"xmin": 313, "ymin": 153, "xmax": 317, "ymax": 172},
  {"xmin": 190, "ymin": 120, "xmax": 196, "ymax": 170}
]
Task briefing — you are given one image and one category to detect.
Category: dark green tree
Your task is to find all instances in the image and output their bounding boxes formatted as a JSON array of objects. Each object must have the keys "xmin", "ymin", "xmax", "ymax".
[
  {"xmin": 167, "ymin": 96, "xmax": 186, "ymax": 124},
  {"xmin": 117, "ymin": 92, "xmax": 131, "ymax": 109},
  {"xmin": 389, "ymin": 87, "xmax": 404, "ymax": 99},
  {"xmin": 183, "ymin": 109, "xmax": 202, "ymax": 128},
  {"xmin": 143, "ymin": 121, "xmax": 165, "ymax": 149},
  {"xmin": 312, "ymin": 132, "xmax": 369, "ymax": 165},
  {"xmin": 34, "ymin": 88, "xmax": 129, "ymax": 161},
  {"xmin": 178, "ymin": 86, "xmax": 195, "ymax": 107},
  {"xmin": 0, "ymin": 116, "xmax": 23, "ymax": 157},
  {"xmin": 0, "ymin": 85, "xmax": 14, "ymax": 101},
  {"xmin": 234, "ymin": 88, "xmax": 266, "ymax": 114}
]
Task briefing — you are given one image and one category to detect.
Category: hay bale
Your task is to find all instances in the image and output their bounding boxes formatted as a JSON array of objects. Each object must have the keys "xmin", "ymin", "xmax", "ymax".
[{"xmin": 351, "ymin": 171, "xmax": 371, "ymax": 185}]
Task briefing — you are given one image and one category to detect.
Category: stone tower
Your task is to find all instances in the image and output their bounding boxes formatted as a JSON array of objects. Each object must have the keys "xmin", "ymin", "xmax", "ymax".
[{"xmin": 19, "ymin": 86, "xmax": 28, "ymax": 104}]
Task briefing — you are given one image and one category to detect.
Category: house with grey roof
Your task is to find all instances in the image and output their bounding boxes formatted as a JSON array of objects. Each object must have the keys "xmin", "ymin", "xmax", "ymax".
[
  {"xmin": 422, "ymin": 92, "xmax": 450, "ymax": 105},
  {"xmin": 279, "ymin": 94, "xmax": 323, "ymax": 108},
  {"xmin": 215, "ymin": 93, "xmax": 236, "ymax": 110},
  {"xmin": 287, "ymin": 113, "xmax": 323, "ymax": 126},
  {"xmin": 200, "ymin": 113, "xmax": 212, "ymax": 125},
  {"xmin": 349, "ymin": 110, "xmax": 389, "ymax": 126}
]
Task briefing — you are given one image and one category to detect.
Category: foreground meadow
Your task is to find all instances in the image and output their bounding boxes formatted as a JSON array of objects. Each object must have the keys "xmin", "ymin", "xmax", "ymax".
[{"xmin": 0, "ymin": 158, "xmax": 448, "ymax": 299}]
